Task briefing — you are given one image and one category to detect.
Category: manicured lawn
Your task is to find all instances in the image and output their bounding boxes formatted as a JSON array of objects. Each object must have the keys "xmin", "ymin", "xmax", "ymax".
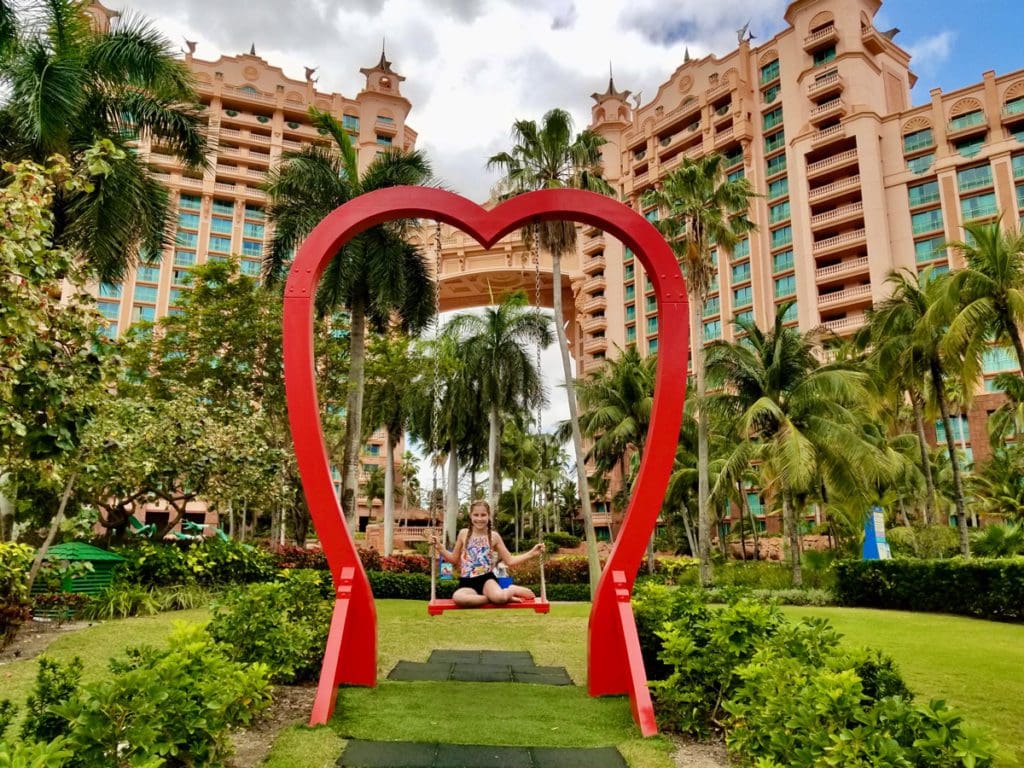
[{"xmin": 784, "ymin": 606, "xmax": 1024, "ymax": 766}]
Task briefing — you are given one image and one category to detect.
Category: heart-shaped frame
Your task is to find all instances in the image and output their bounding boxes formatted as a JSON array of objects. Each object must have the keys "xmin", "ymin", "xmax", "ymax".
[{"xmin": 283, "ymin": 187, "xmax": 689, "ymax": 732}]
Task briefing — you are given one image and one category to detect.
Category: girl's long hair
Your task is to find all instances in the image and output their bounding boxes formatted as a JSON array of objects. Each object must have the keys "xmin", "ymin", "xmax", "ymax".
[{"xmin": 469, "ymin": 500, "xmax": 495, "ymax": 567}]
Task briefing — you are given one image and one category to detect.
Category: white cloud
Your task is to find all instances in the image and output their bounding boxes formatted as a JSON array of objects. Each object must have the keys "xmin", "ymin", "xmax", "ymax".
[{"xmin": 907, "ymin": 30, "xmax": 956, "ymax": 77}]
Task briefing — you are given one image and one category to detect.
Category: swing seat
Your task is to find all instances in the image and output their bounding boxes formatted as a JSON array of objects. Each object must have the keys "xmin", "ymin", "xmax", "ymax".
[{"xmin": 427, "ymin": 597, "xmax": 550, "ymax": 616}]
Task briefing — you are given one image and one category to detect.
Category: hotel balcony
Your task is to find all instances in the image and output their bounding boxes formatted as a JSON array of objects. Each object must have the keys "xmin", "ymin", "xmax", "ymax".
[
  {"xmin": 583, "ymin": 336, "xmax": 608, "ymax": 355},
  {"xmin": 582, "ymin": 234, "xmax": 606, "ymax": 255},
  {"xmin": 803, "ymin": 24, "xmax": 838, "ymax": 51},
  {"xmin": 810, "ymin": 201, "xmax": 864, "ymax": 230},
  {"xmin": 714, "ymin": 124, "xmax": 735, "ymax": 147},
  {"xmin": 217, "ymin": 125, "xmax": 274, "ymax": 147},
  {"xmin": 808, "ymin": 174, "xmax": 861, "ymax": 204},
  {"xmin": 147, "ymin": 152, "xmax": 177, "ymax": 167},
  {"xmin": 809, "ymin": 97, "xmax": 847, "ymax": 126},
  {"xmin": 817, "ymin": 283, "xmax": 872, "ymax": 309},
  {"xmin": 806, "ymin": 148, "xmax": 858, "ymax": 180},
  {"xmin": 219, "ymin": 83, "xmax": 278, "ymax": 107},
  {"xmin": 582, "ymin": 275, "xmax": 606, "ymax": 294},
  {"xmin": 946, "ymin": 113, "xmax": 988, "ymax": 141},
  {"xmin": 179, "ymin": 176, "xmax": 204, "ymax": 190},
  {"xmin": 812, "ymin": 228, "xmax": 867, "ymax": 258},
  {"xmin": 1001, "ymin": 101, "xmax": 1024, "ymax": 126},
  {"xmin": 705, "ymin": 81, "xmax": 731, "ymax": 101},
  {"xmin": 215, "ymin": 163, "xmax": 249, "ymax": 181},
  {"xmin": 807, "ymin": 71, "xmax": 844, "ymax": 99},
  {"xmin": 815, "ymin": 256, "xmax": 870, "ymax": 284},
  {"xmin": 582, "ymin": 254, "xmax": 606, "ymax": 275},
  {"xmin": 581, "ymin": 314, "xmax": 608, "ymax": 334},
  {"xmin": 581, "ymin": 295, "xmax": 607, "ymax": 313},
  {"xmin": 151, "ymin": 171, "xmax": 172, "ymax": 184},
  {"xmin": 821, "ymin": 313, "xmax": 867, "ymax": 334},
  {"xmin": 811, "ymin": 123, "xmax": 847, "ymax": 147}
]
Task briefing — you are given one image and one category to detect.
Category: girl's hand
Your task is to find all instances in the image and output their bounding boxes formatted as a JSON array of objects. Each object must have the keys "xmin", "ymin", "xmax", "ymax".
[
  {"xmin": 429, "ymin": 534, "xmax": 441, "ymax": 549},
  {"xmin": 533, "ymin": 543, "xmax": 546, "ymax": 556}
]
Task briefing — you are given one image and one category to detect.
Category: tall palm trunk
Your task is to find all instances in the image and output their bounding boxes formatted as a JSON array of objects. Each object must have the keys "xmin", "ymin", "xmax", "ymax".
[
  {"xmin": 783, "ymin": 490, "xmax": 802, "ymax": 586},
  {"xmin": 341, "ymin": 298, "xmax": 368, "ymax": 532},
  {"xmin": 552, "ymin": 251, "xmax": 601, "ymax": 597},
  {"xmin": 736, "ymin": 482, "xmax": 747, "ymax": 561},
  {"xmin": 488, "ymin": 406, "xmax": 501, "ymax": 513},
  {"xmin": 445, "ymin": 441, "xmax": 459, "ymax": 546},
  {"xmin": 383, "ymin": 434, "xmax": 395, "ymax": 555},
  {"xmin": 1003, "ymin": 310, "xmax": 1024, "ymax": 378},
  {"xmin": 931, "ymin": 359, "xmax": 970, "ymax": 556},
  {"xmin": 691, "ymin": 289, "xmax": 713, "ymax": 586},
  {"xmin": 911, "ymin": 390, "xmax": 936, "ymax": 525},
  {"xmin": 681, "ymin": 504, "xmax": 698, "ymax": 556}
]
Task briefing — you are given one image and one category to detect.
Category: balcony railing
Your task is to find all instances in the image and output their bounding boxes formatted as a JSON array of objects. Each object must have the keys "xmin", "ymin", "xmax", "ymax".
[
  {"xmin": 804, "ymin": 24, "xmax": 838, "ymax": 50},
  {"xmin": 583, "ymin": 336, "xmax": 608, "ymax": 354},
  {"xmin": 811, "ymin": 124, "xmax": 846, "ymax": 146},
  {"xmin": 810, "ymin": 98, "xmax": 846, "ymax": 121},
  {"xmin": 815, "ymin": 256, "xmax": 869, "ymax": 281},
  {"xmin": 583, "ymin": 255, "xmax": 606, "ymax": 274},
  {"xmin": 810, "ymin": 201, "xmax": 864, "ymax": 227},
  {"xmin": 808, "ymin": 174, "xmax": 861, "ymax": 202},
  {"xmin": 807, "ymin": 71, "xmax": 843, "ymax": 97},
  {"xmin": 582, "ymin": 295, "xmax": 607, "ymax": 313},
  {"xmin": 822, "ymin": 314, "xmax": 867, "ymax": 333},
  {"xmin": 806, "ymin": 148, "xmax": 858, "ymax": 177},
  {"xmin": 222, "ymin": 84, "xmax": 277, "ymax": 104},
  {"xmin": 179, "ymin": 177, "xmax": 203, "ymax": 189},
  {"xmin": 813, "ymin": 228, "xmax": 866, "ymax": 255},
  {"xmin": 818, "ymin": 284, "xmax": 872, "ymax": 307},
  {"xmin": 582, "ymin": 275, "xmax": 606, "ymax": 293}
]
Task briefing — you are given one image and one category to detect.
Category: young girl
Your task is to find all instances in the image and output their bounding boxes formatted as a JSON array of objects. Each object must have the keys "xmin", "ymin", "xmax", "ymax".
[{"xmin": 431, "ymin": 500, "xmax": 545, "ymax": 607}]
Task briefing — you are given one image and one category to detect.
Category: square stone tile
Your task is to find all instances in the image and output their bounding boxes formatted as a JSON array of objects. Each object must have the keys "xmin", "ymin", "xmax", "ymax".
[
  {"xmin": 479, "ymin": 650, "xmax": 534, "ymax": 666},
  {"xmin": 428, "ymin": 649, "xmax": 482, "ymax": 665},
  {"xmin": 512, "ymin": 667, "xmax": 573, "ymax": 686},
  {"xmin": 450, "ymin": 663, "xmax": 512, "ymax": 682},
  {"xmin": 387, "ymin": 661, "xmax": 454, "ymax": 682},
  {"xmin": 531, "ymin": 747, "xmax": 627, "ymax": 768},
  {"xmin": 435, "ymin": 744, "xmax": 533, "ymax": 767},
  {"xmin": 339, "ymin": 739, "xmax": 436, "ymax": 767}
]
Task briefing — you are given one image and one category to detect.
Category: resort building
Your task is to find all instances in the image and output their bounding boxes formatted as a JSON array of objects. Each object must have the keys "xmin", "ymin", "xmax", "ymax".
[{"xmin": 82, "ymin": 1, "xmax": 418, "ymax": 532}]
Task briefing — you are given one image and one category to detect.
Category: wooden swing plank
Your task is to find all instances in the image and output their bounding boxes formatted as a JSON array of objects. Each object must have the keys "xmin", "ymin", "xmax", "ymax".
[{"xmin": 427, "ymin": 598, "xmax": 550, "ymax": 616}]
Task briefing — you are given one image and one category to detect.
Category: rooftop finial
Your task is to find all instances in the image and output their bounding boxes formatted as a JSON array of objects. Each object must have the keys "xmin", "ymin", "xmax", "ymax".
[
  {"xmin": 684, "ymin": 46, "xmax": 691, "ymax": 63},
  {"xmin": 249, "ymin": 42, "xmax": 255, "ymax": 55}
]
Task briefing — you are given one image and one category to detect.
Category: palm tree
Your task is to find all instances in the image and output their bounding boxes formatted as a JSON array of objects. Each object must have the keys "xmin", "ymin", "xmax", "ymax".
[
  {"xmin": 861, "ymin": 269, "xmax": 971, "ymax": 556},
  {"xmin": 941, "ymin": 220, "xmax": 1024, "ymax": 377},
  {"xmin": 264, "ymin": 107, "xmax": 435, "ymax": 531},
  {"xmin": 707, "ymin": 304, "xmax": 887, "ymax": 584},
  {"xmin": 363, "ymin": 333, "xmax": 425, "ymax": 554},
  {"xmin": 445, "ymin": 291, "xmax": 552, "ymax": 515},
  {"xmin": 487, "ymin": 107, "xmax": 612, "ymax": 594},
  {"xmin": 642, "ymin": 153, "xmax": 756, "ymax": 586},
  {"xmin": 0, "ymin": 0, "xmax": 207, "ymax": 280}
]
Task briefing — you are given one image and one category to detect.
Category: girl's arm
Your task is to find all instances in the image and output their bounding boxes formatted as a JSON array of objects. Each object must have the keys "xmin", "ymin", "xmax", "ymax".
[
  {"xmin": 431, "ymin": 530, "xmax": 465, "ymax": 565},
  {"xmin": 492, "ymin": 532, "xmax": 545, "ymax": 568}
]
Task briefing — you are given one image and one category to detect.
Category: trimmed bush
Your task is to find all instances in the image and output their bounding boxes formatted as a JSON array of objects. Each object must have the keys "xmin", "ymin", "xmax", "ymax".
[
  {"xmin": 834, "ymin": 557, "xmax": 1024, "ymax": 621},
  {"xmin": 543, "ymin": 531, "xmax": 581, "ymax": 551},
  {"xmin": 267, "ymin": 544, "xmax": 328, "ymax": 570},
  {"xmin": 379, "ymin": 553, "xmax": 431, "ymax": 574},
  {"xmin": 886, "ymin": 525, "xmax": 960, "ymax": 559},
  {"xmin": 1, "ymin": 542, "xmax": 33, "ymax": 649},
  {"xmin": 114, "ymin": 538, "xmax": 274, "ymax": 588}
]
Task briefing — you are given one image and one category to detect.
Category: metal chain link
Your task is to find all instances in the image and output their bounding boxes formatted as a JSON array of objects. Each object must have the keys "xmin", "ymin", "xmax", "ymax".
[
  {"xmin": 430, "ymin": 221, "xmax": 443, "ymax": 539},
  {"xmin": 532, "ymin": 220, "xmax": 543, "ymax": 435}
]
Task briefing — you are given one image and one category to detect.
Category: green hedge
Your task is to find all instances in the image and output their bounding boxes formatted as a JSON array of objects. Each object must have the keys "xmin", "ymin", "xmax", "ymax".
[
  {"xmin": 365, "ymin": 571, "xmax": 589, "ymax": 602},
  {"xmin": 834, "ymin": 557, "xmax": 1024, "ymax": 621}
]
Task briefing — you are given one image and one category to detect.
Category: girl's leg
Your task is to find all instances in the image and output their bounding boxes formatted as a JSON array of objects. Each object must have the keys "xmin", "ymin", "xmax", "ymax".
[
  {"xmin": 452, "ymin": 587, "xmax": 490, "ymax": 608},
  {"xmin": 481, "ymin": 579, "xmax": 511, "ymax": 605},
  {"xmin": 509, "ymin": 584, "xmax": 535, "ymax": 601}
]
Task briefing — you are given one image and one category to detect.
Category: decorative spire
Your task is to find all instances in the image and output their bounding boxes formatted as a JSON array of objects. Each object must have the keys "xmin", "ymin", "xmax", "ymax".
[
  {"xmin": 591, "ymin": 62, "xmax": 630, "ymax": 104},
  {"xmin": 360, "ymin": 40, "xmax": 405, "ymax": 85},
  {"xmin": 249, "ymin": 43, "xmax": 256, "ymax": 55},
  {"xmin": 684, "ymin": 46, "xmax": 691, "ymax": 63}
]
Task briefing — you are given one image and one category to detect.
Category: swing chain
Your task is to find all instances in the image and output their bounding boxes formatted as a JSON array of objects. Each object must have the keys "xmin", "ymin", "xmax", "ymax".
[{"xmin": 430, "ymin": 221, "xmax": 444, "ymax": 534}]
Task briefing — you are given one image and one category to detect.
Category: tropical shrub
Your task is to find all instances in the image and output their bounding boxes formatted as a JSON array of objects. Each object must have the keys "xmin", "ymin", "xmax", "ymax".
[
  {"xmin": 834, "ymin": 557, "xmax": 1024, "ymax": 620},
  {"xmin": 21, "ymin": 657, "xmax": 83, "ymax": 743},
  {"xmin": 114, "ymin": 539, "xmax": 274, "ymax": 588},
  {"xmin": 543, "ymin": 531, "xmax": 581, "ymax": 551},
  {"xmin": 0, "ymin": 739, "xmax": 72, "ymax": 767},
  {"xmin": 81, "ymin": 584, "xmax": 159, "ymax": 620},
  {"xmin": 379, "ymin": 554, "xmax": 431, "ymax": 574},
  {"xmin": 55, "ymin": 625, "xmax": 270, "ymax": 768},
  {"xmin": 267, "ymin": 544, "xmax": 328, "ymax": 570},
  {"xmin": 886, "ymin": 525, "xmax": 961, "ymax": 559},
  {"xmin": 971, "ymin": 523, "xmax": 1024, "ymax": 557},
  {"xmin": 0, "ymin": 543, "xmax": 33, "ymax": 649},
  {"xmin": 151, "ymin": 583, "xmax": 213, "ymax": 612},
  {"xmin": 206, "ymin": 570, "xmax": 332, "ymax": 683},
  {"xmin": 0, "ymin": 699, "xmax": 18, "ymax": 740},
  {"xmin": 357, "ymin": 546, "xmax": 381, "ymax": 572}
]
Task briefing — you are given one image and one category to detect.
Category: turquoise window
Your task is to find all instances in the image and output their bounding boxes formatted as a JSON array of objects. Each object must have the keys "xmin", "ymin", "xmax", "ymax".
[
  {"xmin": 911, "ymin": 208, "xmax": 943, "ymax": 235},
  {"xmin": 704, "ymin": 296, "xmax": 720, "ymax": 316},
  {"xmin": 727, "ymin": 168, "xmax": 745, "ymax": 182},
  {"xmin": 733, "ymin": 286, "xmax": 752, "ymax": 307},
  {"xmin": 760, "ymin": 60, "xmax": 780, "ymax": 85},
  {"xmin": 949, "ymin": 110, "xmax": 985, "ymax": 131},
  {"xmin": 242, "ymin": 240, "xmax": 262, "ymax": 257},
  {"xmin": 212, "ymin": 199, "xmax": 234, "ymax": 215},
  {"xmin": 211, "ymin": 217, "xmax": 233, "ymax": 234},
  {"xmin": 983, "ymin": 347, "xmax": 1016, "ymax": 373},
  {"xmin": 342, "ymin": 115, "xmax": 360, "ymax": 131},
  {"xmin": 625, "ymin": 284, "xmax": 635, "ymax": 300},
  {"xmin": 626, "ymin": 325, "xmax": 636, "ymax": 342},
  {"xmin": 102, "ymin": 323, "xmax": 118, "ymax": 339},
  {"xmin": 168, "ymin": 288, "xmax": 184, "ymax": 306},
  {"xmin": 957, "ymin": 165, "xmax": 992, "ymax": 193},
  {"xmin": 645, "ymin": 295, "xmax": 657, "ymax": 312},
  {"xmin": 133, "ymin": 285, "xmax": 157, "ymax": 303},
  {"xmin": 625, "ymin": 304, "xmax": 636, "ymax": 321},
  {"xmin": 704, "ymin": 320, "xmax": 721, "ymax": 340},
  {"xmin": 176, "ymin": 231, "xmax": 198, "ymax": 248},
  {"xmin": 209, "ymin": 235, "xmax": 232, "ymax": 252},
  {"xmin": 907, "ymin": 153, "xmax": 935, "ymax": 174},
  {"xmin": 97, "ymin": 301, "xmax": 120, "ymax": 320},
  {"xmin": 769, "ymin": 200, "xmax": 790, "ymax": 224},
  {"xmin": 724, "ymin": 149, "xmax": 744, "ymax": 167},
  {"xmin": 961, "ymin": 192, "xmax": 997, "ymax": 221},
  {"xmin": 763, "ymin": 107, "xmax": 783, "ymax": 131},
  {"xmin": 903, "ymin": 129, "xmax": 933, "ymax": 153},
  {"xmin": 1006, "ymin": 97, "xmax": 1024, "ymax": 116},
  {"xmin": 376, "ymin": 134, "xmax": 392, "ymax": 146},
  {"xmin": 178, "ymin": 212, "xmax": 200, "ymax": 229},
  {"xmin": 812, "ymin": 46, "xmax": 836, "ymax": 67},
  {"xmin": 907, "ymin": 180, "xmax": 940, "ymax": 207},
  {"xmin": 780, "ymin": 302, "xmax": 797, "ymax": 322},
  {"xmin": 767, "ymin": 177, "xmax": 788, "ymax": 199},
  {"xmin": 1013, "ymin": 155, "xmax": 1024, "ymax": 179},
  {"xmin": 773, "ymin": 250, "xmax": 794, "ymax": 273},
  {"xmin": 172, "ymin": 269, "xmax": 192, "ymax": 285},
  {"xmin": 645, "ymin": 208, "xmax": 659, "ymax": 222},
  {"xmin": 766, "ymin": 154, "xmax": 787, "ymax": 176},
  {"xmin": 646, "ymin": 316, "xmax": 659, "ymax": 334},
  {"xmin": 733, "ymin": 239, "xmax": 750, "ymax": 259},
  {"xmin": 648, "ymin": 338, "xmax": 659, "ymax": 353},
  {"xmin": 955, "ymin": 137, "xmax": 985, "ymax": 158},
  {"xmin": 1016, "ymin": 184, "xmax": 1024, "ymax": 208},
  {"xmin": 243, "ymin": 222, "xmax": 264, "ymax": 238},
  {"xmin": 914, "ymin": 237, "xmax": 945, "ymax": 263},
  {"xmin": 934, "ymin": 415, "xmax": 969, "ymax": 444},
  {"xmin": 624, "ymin": 264, "xmax": 635, "ymax": 280},
  {"xmin": 734, "ymin": 310, "xmax": 753, "ymax": 329},
  {"xmin": 764, "ymin": 130, "xmax": 785, "ymax": 154},
  {"xmin": 244, "ymin": 205, "xmax": 264, "ymax": 220},
  {"xmin": 174, "ymin": 251, "xmax": 196, "ymax": 266},
  {"xmin": 136, "ymin": 265, "xmax": 160, "ymax": 283},
  {"xmin": 731, "ymin": 262, "xmax": 751, "ymax": 283},
  {"xmin": 179, "ymin": 194, "xmax": 201, "ymax": 211},
  {"xmin": 774, "ymin": 275, "xmax": 796, "ymax": 297},
  {"xmin": 99, "ymin": 282, "xmax": 122, "ymax": 298},
  {"xmin": 763, "ymin": 84, "xmax": 781, "ymax": 104},
  {"xmin": 770, "ymin": 225, "xmax": 793, "ymax": 249}
]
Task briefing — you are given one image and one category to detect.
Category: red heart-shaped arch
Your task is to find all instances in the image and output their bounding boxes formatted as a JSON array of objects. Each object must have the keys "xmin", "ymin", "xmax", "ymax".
[{"xmin": 283, "ymin": 187, "xmax": 689, "ymax": 733}]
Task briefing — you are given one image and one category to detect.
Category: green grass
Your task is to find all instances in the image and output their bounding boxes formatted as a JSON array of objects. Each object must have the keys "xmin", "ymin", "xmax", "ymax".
[{"xmin": 784, "ymin": 606, "xmax": 1024, "ymax": 766}]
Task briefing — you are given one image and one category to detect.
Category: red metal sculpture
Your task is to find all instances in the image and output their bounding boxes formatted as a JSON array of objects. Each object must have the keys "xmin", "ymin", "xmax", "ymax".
[{"xmin": 282, "ymin": 187, "xmax": 689, "ymax": 734}]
